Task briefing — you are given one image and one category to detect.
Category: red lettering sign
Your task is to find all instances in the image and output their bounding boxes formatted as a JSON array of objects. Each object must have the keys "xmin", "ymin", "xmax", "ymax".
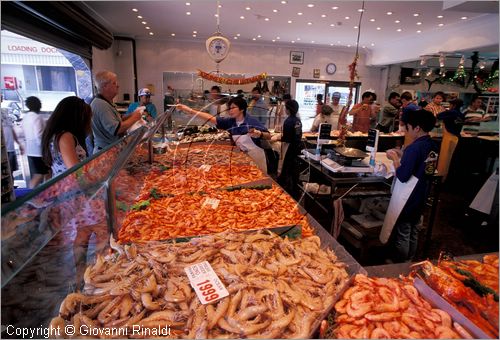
[{"xmin": 4, "ymin": 76, "xmax": 18, "ymax": 90}]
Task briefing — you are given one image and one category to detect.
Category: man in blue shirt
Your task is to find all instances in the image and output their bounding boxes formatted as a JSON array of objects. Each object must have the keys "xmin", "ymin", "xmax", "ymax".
[
  {"xmin": 127, "ymin": 88, "xmax": 158, "ymax": 119},
  {"xmin": 386, "ymin": 109, "xmax": 438, "ymax": 262}
]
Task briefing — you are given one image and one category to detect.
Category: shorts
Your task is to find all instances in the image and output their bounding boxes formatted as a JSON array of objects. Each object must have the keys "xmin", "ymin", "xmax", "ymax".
[
  {"xmin": 8, "ymin": 151, "xmax": 18, "ymax": 172},
  {"xmin": 28, "ymin": 156, "xmax": 50, "ymax": 175}
]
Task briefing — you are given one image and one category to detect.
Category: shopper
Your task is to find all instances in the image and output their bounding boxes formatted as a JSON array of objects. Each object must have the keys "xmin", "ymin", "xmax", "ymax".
[
  {"xmin": 90, "ymin": 71, "xmax": 143, "ymax": 152},
  {"xmin": 248, "ymin": 87, "xmax": 269, "ymax": 127},
  {"xmin": 176, "ymin": 96, "xmax": 271, "ymax": 173},
  {"xmin": 42, "ymin": 97, "xmax": 92, "ymax": 177},
  {"xmin": 277, "ymin": 99, "xmax": 303, "ymax": 197},
  {"xmin": 377, "ymin": 92, "xmax": 401, "ymax": 133},
  {"xmin": 463, "ymin": 95, "xmax": 490, "ymax": 122},
  {"xmin": 315, "ymin": 93, "xmax": 324, "ymax": 116},
  {"xmin": 348, "ymin": 91, "xmax": 377, "ymax": 133},
  {"xmin": 437, "ymin": 98, "xmax": 465, "ymax": 138},
  {"xmin": 1, "ymin": 105, "xmax": 24, "ymax": 179},
  {"xmin": 326, "ymin": 92, "xmax": 344, "ymax": 120},
  {"xmin": 23, "ymin": 96, "xmax": 50, "ymax": 187},
  {"xmin": 382, "ymin": 109, "xmax": 438, "ymax": 262},
  {"xmin": 425, "ymin": 91, "xmax": 446, "ymax": 116},
  {"xmin": 127, "ymin": 87, "xmax": 158, "ymax": 119},
  {"xmin": 311, "ymin": 105, "xmax": 338, "ymax": 132}
]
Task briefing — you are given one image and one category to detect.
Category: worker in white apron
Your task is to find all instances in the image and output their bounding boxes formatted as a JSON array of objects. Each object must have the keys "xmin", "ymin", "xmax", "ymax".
[
  {"xmin": 380, "ymin": 109, "xmax": 439, "ymax": 262},
  {"xmin": 176, "ymin": 96, "xmax": 270, "ymax": 173}
]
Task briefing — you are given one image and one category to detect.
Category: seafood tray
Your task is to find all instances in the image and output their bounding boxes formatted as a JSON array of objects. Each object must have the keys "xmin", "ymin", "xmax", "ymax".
[
  {"xmin": 412, "ymin": 255, "xmax": 499, "ymax": 338},
  {"xmin": 50, "ymin": 229, "xmax": 361, "ymax": 339},
  {"xmin": 323, "ymin": 274, "xmax": 467, "ymax": 339}
]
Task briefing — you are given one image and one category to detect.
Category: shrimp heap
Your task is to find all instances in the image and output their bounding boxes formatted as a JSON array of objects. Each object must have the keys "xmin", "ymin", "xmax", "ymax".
[
  {"xmin": 119, "ymin": 185, "xmax": 314, "ymax": 243},
  {"xmin": 51, "ymin": 230, "xmax": 349, "ymax": 338},
  {"xmin": 332, "ymin": 274, "xmax": 461, "ymax": 339}
]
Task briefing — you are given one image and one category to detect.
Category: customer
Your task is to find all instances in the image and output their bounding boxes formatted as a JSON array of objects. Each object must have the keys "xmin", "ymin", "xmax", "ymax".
[
  {"xmin": 311, "ymin": 105, "xmax": 338, "ymax": 132},
  {"xmin": 377, "ymin": 92, "xmax": 401, "ymax": 133},
  {"xmin": 22, "ymin": 96, "xmax": 50, "ymax": 187},
  {"xmin": 425, "ymin": 91, "xmax": 446, "ymax": 116},
  {"xmin": 248, "ymin": 87, "xmax": 269, "ymax": 127},
  {"xmin": 205, "ymin": 85, "xmax": 227, "ymax": 116},
  {"xmin": 315, "ymin": 93, "xmax": 324, "ymax": 116},
  {"xmin": 90, "ymin": 71, "xmax": 143, "ymax": 152},
  {"xmin": 127, "ymin": 87, "xmax": 158, "ymax": 119},
  {"xmin": 177, "ymin": 96, "xmax": 271, "ymax": 172},
  {"xmin": 382, "ymin": 109, "xmax": 438, "ymax": 262},
  {"xmin": 463, "ymin": 95, "xmax": 490, "ymax": 122},
  {"xmin": 1, "ymin": 105, "xmax": 24, "ymax": 179},
  {"xmin": 348, "ymin": 91, "xmax": 377, "ymax": 133},
  {"xmin": 277, "ymin": 99, "xmax": 303, "ymax": 197},
  {"xmin": 42, "ymin": 97, "xmax": 92, "ymax": 177}
]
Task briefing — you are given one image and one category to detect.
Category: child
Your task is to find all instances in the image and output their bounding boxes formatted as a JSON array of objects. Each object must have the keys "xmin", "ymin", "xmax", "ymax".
[{"xmin": 382, "ymin": 109, "xmax": 439, "ymax": 262}]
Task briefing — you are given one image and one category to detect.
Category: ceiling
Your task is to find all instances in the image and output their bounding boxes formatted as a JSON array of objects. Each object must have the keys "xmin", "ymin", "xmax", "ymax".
[{"xmin": 82, "ymin": 0, "xmax": 499, "ymax": 62}]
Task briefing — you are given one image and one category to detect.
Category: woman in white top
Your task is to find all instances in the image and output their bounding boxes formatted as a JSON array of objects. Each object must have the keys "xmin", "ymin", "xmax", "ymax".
[
  {"xmin": 42, "ymin": 96, "xmax": 92, "ymax": 177},
  {"xmin": 22, "ymin": 96, "xmax": 50, "ymax": 187},
  {"xmin": 310, "ymin": 105, "xmax": 339, "ymax": 132}
]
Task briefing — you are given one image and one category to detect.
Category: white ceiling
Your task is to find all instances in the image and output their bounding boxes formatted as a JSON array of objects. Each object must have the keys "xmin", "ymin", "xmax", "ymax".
[{"xmin": 82, "ymin": 0, "xmax": 499, "ymax": 64}]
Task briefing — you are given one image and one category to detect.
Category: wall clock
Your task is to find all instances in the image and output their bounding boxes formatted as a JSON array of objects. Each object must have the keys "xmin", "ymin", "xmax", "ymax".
[
  {"xmin": 326, "ymin": 63, "xmax": 337, "ymax": 75},
  {"xmin": 206, "ymin": 34, "xmax": 230, "ymax": 63}
]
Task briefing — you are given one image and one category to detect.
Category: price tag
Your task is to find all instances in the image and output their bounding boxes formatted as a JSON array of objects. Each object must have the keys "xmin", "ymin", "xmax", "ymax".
[
  {"xmin": 202, "ymin": 197, "xmax": 220, "ymax": 209},
  {"xmin": 184, "ymin": 261, "xmax": 229, "ymax": 304},
  {"xmin": 199, "ymin": 164, "xmax": 212, "ymax": 172}
]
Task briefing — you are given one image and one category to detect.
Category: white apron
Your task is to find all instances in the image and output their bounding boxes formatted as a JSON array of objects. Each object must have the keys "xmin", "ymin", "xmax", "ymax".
[
  {"xmin": 232, "ymin": 134, "xmax": 267, "ymax": 173},
  {"xmin": 379, "ymin": 175, "xmax": 419, "ymax": 244},
  {"xmin": 470, "ymin": 172, "xmax": 499, "ymax": 215}
]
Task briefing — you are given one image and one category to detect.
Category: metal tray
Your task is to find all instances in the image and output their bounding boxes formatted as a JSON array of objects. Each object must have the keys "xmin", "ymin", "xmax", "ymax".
[{"xmin": 334, "ymin": 147, "xmax": 368, "ymax": 159}]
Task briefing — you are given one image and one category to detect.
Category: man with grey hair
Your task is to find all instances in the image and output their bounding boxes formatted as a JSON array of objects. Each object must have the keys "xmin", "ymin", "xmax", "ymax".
[{"xmin": 90, "ymin": 71, "xmax": 143, "ymax": 151}]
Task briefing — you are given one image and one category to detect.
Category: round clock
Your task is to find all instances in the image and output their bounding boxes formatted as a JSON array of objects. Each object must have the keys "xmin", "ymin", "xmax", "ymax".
[
  {"xmin": 326, "ymin": 63, "xmax": 337, "ymax": 75},
  {"xmin": 206, "ymin": 34, "xmax": 231, "ymax": 63}
]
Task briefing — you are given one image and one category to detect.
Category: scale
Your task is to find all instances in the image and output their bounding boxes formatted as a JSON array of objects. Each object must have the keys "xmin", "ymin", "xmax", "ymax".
[{"xmin": 303, "ymin": 123, "xmax": 332, "ymax": 161}]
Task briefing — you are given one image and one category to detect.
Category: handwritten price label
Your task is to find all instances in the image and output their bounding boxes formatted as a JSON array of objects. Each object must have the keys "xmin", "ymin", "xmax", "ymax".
[
  {"xmin": 199, "ymin": 164, "xmax": 212, "ymax": 172},
  {"xmin": 202, "ymin": 197, "xmax": 220, "ymax": 209},
  {"xmin": 184, "ymin": 261, "xmax": 229, "ymax": 304}
]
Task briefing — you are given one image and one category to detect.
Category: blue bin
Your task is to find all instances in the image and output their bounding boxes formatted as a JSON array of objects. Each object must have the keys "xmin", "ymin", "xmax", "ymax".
[{"xmin": 14, "ymin": 188, "xmax": 32, "ymax": 199}]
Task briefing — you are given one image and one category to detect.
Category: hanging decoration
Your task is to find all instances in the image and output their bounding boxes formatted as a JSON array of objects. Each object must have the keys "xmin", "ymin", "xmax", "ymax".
[
  {"xmin": 439, "ymin": 53, "xmax": 446, "ymax": 68},
  {"xmin": 197, "ymin": 69, "xmax": 267, "ymax": 85}
]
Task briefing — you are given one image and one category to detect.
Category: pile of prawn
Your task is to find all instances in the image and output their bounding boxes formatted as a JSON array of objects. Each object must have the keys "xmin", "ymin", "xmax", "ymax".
[
  {"xmin": 50, "ymin": 230, "xmax": 349, "ymax": 338},
  {"xmin": 332, "ymin": 274, "xmax": 463, "ymax": 339}
]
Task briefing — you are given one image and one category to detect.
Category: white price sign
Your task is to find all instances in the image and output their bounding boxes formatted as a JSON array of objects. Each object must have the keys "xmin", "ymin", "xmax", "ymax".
[
  {"xmin": 199, "ymin": 164, "xmax": 212, "ymax": 172},
  {"xmin": 184, "ymin": 261, "xmax": 229, "ymax": 304},
  {"xmin": 202, "ymin": 197, "xmax": 220, "ymax": 209}
]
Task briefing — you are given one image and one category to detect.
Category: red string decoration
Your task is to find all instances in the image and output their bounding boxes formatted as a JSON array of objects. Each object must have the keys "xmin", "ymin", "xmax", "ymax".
[{"xmin": 197, "ymin": 69, "xmax": 267, "ymax": 85}]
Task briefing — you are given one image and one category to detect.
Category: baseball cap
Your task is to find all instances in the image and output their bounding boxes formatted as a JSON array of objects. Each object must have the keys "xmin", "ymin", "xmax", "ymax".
[
  {"xmin": 138, "ymin": 88, "xmax": 152, "ymax": 97},
  {"xmin": 332, "ymin": 92, "xmax": 341, "ymax": 98}
]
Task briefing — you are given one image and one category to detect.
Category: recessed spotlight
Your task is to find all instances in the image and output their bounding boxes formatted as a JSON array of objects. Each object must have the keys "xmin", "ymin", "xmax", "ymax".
[
  {"xmin": 298, "ymin": 12, "xmax": 303, "ymax": 15},
  {"xmin": 273, "ymin": 9, "xmax": 278, "ymax": 13},
  {"xmin": 416, "ymin": 22, "xmax": 422, "ymax": 25},
  {"xmin": 218, "ymin": 4, "xmax": 222, "ymax": 8},
  {"xmin": 149, "ymin": 32, "xmax": 154, "ymax": 36},
  {"xmin": 413, "ymin": 13, "xmax": 419, "ymax": 17},
  {"xmin": 132, "ymin": 8, "xmax": 138, "ymax": 12},
  {"xmin": 362, "ymin": 46, "xmax": 366, "ymax": 48},
  {"xmin": 307, "ymin": 22, "xmax": 313, "ymax": 25},
  {"xmin": 311, "ymin": 40, "xmax": 315, "ymax": 43},
  {"xmin": 234, "ymin": 37, "xmax": 238, "ymax": 40},
  {"xmin": 307, "ymin": 4, "xmax": 314, "ymax": 8},
  {"xmin": 297, "ymin": 37, "xmax": 301, "ymax": 40},
  {"xmin": 438, "ymin": 23, "xmax": 444, "ymax": 26},
  {"xmin": 354, "ymin": 26, "xmax": 358, "ymax": 29},
  {"xmin": 193, "ymin": 30, "xmax": 197, "ymax": 34},
  {"xmin": 171, "ymin": 33, "xmax": 176, "ymax": 36},
  {"xmin": 240, "ymin": 16, "xmax": 245, "ymax": 19},
  {"xmin": 395, "ymin": 20, "xmax": 400, "ymax": 23},
  {"xmin": 461, "ymin": 16, "xmax": 467, "ymax": 20},
  {"xmin": 214, "ymin": 14, "xmax": 219, "ymax": 17},
  {"xmin": 281, "ymin": 0, "xmax": 287, "ymax": 4},
  {"xmin": 192, "ymin": 34, "xmax": 196, "ymax": 37},
  {"xmin": 371, "ymin": 43, "xmax": 375, "ymax": 46},
  {"xmin": 321, "ymin": 14, "xmax": 326, "ymax": 18},
  {"xmin": 272, "ymin": 39, "xmax": 276, "ymax": 42},
  {"xmin": 137, "ymin": 15, "xmax": 143, "ymax": 19},
  {"xmin": 257, "ymin": 35, "xmax": 261, "ymax": 38},
  {"xmin": 370, "ymin": 18, "xmax": 375, "ymax": 22},
  {"xmin": 288, "ymin": 20, "xmax": 292, "ymax": 23},
  {"xmin": 245, "ymin": 6, "xmax": 251, "ymax": 10},
  {"xmin": 141, "ymin": 21, "xmax": 147, "ymax": 24},
  {"xmin": 237, "ymin": 33, "xmax": 241, "ymax": 37},
  {"xmin": 332, "ymin": 6, "xmax": 338, "ymax": 10},
  {"xmin": 185, "ymin": 2, "xmax": 190, "ymax": 5},
  {"xmin": 337, "ymin": 40, "xmax": 341, "ymax": 43},
  {"xmin": 357, "ymin": 9, "xmax": 364, "ymax": 12},
  {"xmin": 291, "ymin": 41, "xmax": 295, "ymax": 43},
  {"xmin": 347, "ymin": 44, "xmax": 351, "ymax": 47},
  {"xmin": 276, "ymin": 36, "xmax": 280, "ymax": 40},
  {"xmin": 397, "ymin": 28, "xmax": 402, "ymax": 32},
  {"xmin": 416, "ymin": 30, "xmax": 422, "ymax": 33},
  {"xmin": 437, "ymin": 15, "xmax": 443, "ymax": 18},
  {"xmin": 345, "ymin": 16, "xmax": 350, "ymax": 19},
  {"xmin": 186, "ymin": 12, "xmax": 191, "ymax": 15},
  {"xmin": 330, "ymin": 23, "xmax": 335, "ymax": 27},
  {"xmin": 330, "ymin": 43, "xmax": 334, "ymax": 46},
  {"xmin": 386, "ymin": 11, "xmax": 393, "ymax": 15},
  {"xmin": 376, "ymin": 27, "xmax": 381, "ymax": 30},
  {"xmin": 145, "ymin": 26, "xmax": 150, "ymax": 30},
  {"xmin": 265, "ymin": 17, "xmax": 270, "ymax": 21},
  {"xmin": 251, "ymin": 38, "xmax": 256, "ymax": 41}
]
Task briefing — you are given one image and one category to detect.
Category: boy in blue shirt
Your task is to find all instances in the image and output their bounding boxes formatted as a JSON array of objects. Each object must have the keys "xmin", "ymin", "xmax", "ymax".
[{"xmin": 127, "ymin": 88, "xmax": 158, "ymax": 119}]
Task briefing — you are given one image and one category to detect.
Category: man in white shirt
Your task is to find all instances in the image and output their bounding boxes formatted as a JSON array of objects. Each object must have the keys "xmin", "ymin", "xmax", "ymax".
[
  {"xmin": 22, "ymin": 96, "xmax": 50, "ymax": 187},
  {"xmin": 326, "ymin": 92, "xmax": 344, "ymax": 129}
]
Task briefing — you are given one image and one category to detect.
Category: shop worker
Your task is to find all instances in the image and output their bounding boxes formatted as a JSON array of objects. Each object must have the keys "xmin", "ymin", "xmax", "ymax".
[
  {"xmin": 380, "ymin": 109, "xmax": 438, "ymax": 263},
  {"xmin": 127, "ymin": 87, "xmax": 158, "ymax": 119},
  {"xmin": 377, "ymin": 92, "xmax": 401, "ymax": 133},
  {"xmin": 327, "ymin": 92, "xmax": 344, "ymax": 121},
  {"xmin": 348, "ymin": 91, "xmax": 377, "ymax": 133},
  {"xmin": 177, "ymin": 96, "xmax": 271, "ymax": 173},
  {"xmin": 90, "ymin": 71, "xmax": 143, "ymax": 152}
]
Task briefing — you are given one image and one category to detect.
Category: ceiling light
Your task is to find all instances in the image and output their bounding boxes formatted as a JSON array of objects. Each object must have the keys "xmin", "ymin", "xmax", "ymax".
[
  {"xmin": 132, "ymin": 8, "xmax": 138, "ymax": 12},
  {"xmin": 137, "ymin": 15, "xmax": 143, "ymax": 19},
  {"xmin": 332, "ymin": 6, "xmax": 339, "ymax": 10},
  {"xmin": 437, "ymin": 15, "xmax": 443, "ymax": 18},
  {"xmin": 297, "ymin": 37, "xmax": 301, "ymax": 40},
  {"xmin": 416, "ymin": 22, "xmax": 422, "ymax": 25},
  {"xmin": 330, "ymin": 43, "xmax": 334, "ymax": 46},
  {"xmin": 141, "ymin": 21, "xmax": 147, "ymax": 24},
  {"xmin": 193, "ymin": 30, "xmax": 197, "ymax": 33},
  {"xmin": 214, "ymin": 14, "xmax": 219, "ymax": 17},
  {"xmin": 276, "ymin": 36, "xmax": 280, "ymax": 39},
  {"xmin": 413, "ymin": 13, "xmax": 419, "ymax": 17},
  {"xmin": 185, "ymin": 2, "xmax": 190, "ymax": 5},
  {"xmin": 386, "ymin": 11, "xmax": 393, "ymax": 15},
  {"xmin": 321, "ymin": 14, "xmax": 326, "ymax": 18},
  {"xmin": 281, "ymin": 0, "xmax": 287, "ymax": 4},
  {"xmin": 192, "ymin": 34, "xmax": 196, "ymax": 37},
  {"xmin": 218, "ymin": 4, "xmax": 222, "ymax": 8},
  {"xmin": 416, "ymin": 30, "xmax": 421, "ymax": 33},
  {"xmin": 272, "ymin": 39, "xmax": 276, "ymax": 42},
  {"xmin": 265, "ymin": 17, "xmax": 270, "ymax": 21},
  {"xmin": 370, "ymin": 18, "xmax": 375, "ymax": 22},
  {"xmin": 311, "ymin": 40, "xmax": 315, "ymax": 43},
  {"xmin": 252, "ymin": 38, "xmax": 256, "ymax": 41},
  {"xmin": 376, "ymin": 27, "xmax": 381, "ymax": 30},
  {"xmin": 145, "ymin": 26, "xmax": 150, "ymax": 29},
  {"xmin": 237, "ymin": 33, "xmax": 241, "ymax": 36},
  {"xmin": 337, "ymin": 40, "xmax": 341, "ymax": 43},
  {"xmin": 461, "ymin": 16, "xmax": 468, "ymax": 20},
  {"xmin": 357, "ymin": 8, "xmax": 364, "ymax": 12},
  {"xmin": 347, "ymin": 44, "xmax": 351, "ymax": 47},
  {"xmin": 298, "ymin": 12, "xmax": 303, "ymax": 15},
  {"xmin": 149, "ymin": 32, "xmax": 154, "ymax": 36},
  {"xmin": 397, "ymin": 28, "xmax": 402, "ymax": 32},
  {"xmin": 245, "ymin": 6, "xmax": 251, "ymax": 10},
  {"xmin": 307, "ymin": 4, "xmax": 314, "ymax": 8},
  {"xmin": 307, "ymin": 22, "xmax": 313, "ymax": 25},
  {"xmin": 395, "ymin": 20, "xmax": 400, "ymax": 23},
  {"xmin": 186, "ymin": 12, "xmax": 191, "ymax": 15},
  {"xmin": 240, "ymin": 16, "xmax": 245, "ymax": 19},
  {"xmin": 288, "ymin": 20, "xmax": 292, "ymax": 23},
  {"xmin": 234, "ymin": 37, "xmax": 238, "ymax": 40},
  {"xmin": 273, "ymin": 9, "xmax": 278, "ymax": 12},
  {"xmin": 257, "ymin": 35, "xmax": 261, "ymax": 38},
  {"xmin": 171, "ymin": 33, "xmax": 176, "ymax": 36},
  {"xmin": 362, "ymin": 46, "xmax": 366, "ymax": 48},
  {"xmin": 438, "ymin": 23, "xmax": 444, "ymax": 26},
  {"xmin": 291, "ymin": 41, "xmax": 295, "ymax": 43},
  {"xmin": 371, "ymin": 43, "xmax": 375, "ymax": 46},
  {"xmin": 330, "ymin": 23, "xmax": 335, "ymax": 27},
  {"xmin": 354, "ymin": 26, "xmax": 358, "ymax": 29},
  {"xmin": 345, "ymin": 16, "xmax": 350, "ymax": 19}
]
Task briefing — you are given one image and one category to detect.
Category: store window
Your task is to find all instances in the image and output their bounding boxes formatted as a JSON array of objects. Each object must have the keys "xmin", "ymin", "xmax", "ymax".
[{"xmin": 1, "ymin": 30, "xmax": 93, "ymax": 189}]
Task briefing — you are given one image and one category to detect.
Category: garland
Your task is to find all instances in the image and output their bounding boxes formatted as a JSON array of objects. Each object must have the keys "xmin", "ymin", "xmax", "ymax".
[
  {"xmin": 337, "ymin": 55, "xmax": 359, "ymax": 146},
  {"xmin": 197, "ymin": 69, "xmax": 267, "ymax": 85}
]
